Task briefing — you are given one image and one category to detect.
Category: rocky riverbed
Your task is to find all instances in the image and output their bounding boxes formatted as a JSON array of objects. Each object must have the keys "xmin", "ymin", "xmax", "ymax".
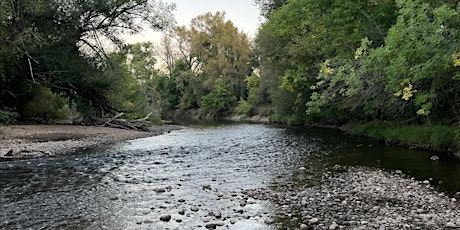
[
  {"xmin": 0, "ymin": 124, "xmax": 181, "ymax": 159},
  {"xmin": 242, "ymin": 166, "xmax": 460, "ymax": 229}
]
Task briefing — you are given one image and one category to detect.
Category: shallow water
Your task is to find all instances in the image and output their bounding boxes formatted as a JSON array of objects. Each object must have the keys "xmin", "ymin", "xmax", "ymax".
[{"xmin": 1, "ymin": 123, "xmax": 459, "ymax": 229}]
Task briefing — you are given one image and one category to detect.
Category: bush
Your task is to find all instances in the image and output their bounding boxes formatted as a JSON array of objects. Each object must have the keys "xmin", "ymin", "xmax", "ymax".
[
  {"xmin": 201, "ymin": 79, "xmax": 236, "ymax": 116},
  {"xmin": 235, "ymin": 99, "xmax": 252, "ymax": 116},
  {"xmin": 0, "ymin": 110, "xmax": 19, "ymax": 126},
  {"xmin": 22, "ymin": 86, "xmax": 71, "ymax": 120}
]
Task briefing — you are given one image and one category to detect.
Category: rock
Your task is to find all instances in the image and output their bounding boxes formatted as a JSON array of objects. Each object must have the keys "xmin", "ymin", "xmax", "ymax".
[
  {"xmin": 300, "ymin": 223, "xmax": 308, "ymax": 229},
  {"xmin": 205, "ymin": 223, "xmax": 217, "ymax": 229},
  {"xmin": 160, "ymin": 215, "xmax": 171, "ymax": 222},
  {"xmin": 264, "ymin": 218, "xmax": 274, "ymax": 224},
  {"xmin": 202, "ymin": 183, "xmax": 211, "ymax": 190},
  {"xmin": 309, "ymin": 218, "xmax": 319, "ymax": 224},
  {"xmin": 5, "ymin": 149, "xmax": 13, "ymax": 156},
  {"xmin": 239, "ymin": 200, "xmax": 247, "ymax": 207},
  {"xmin": 202, "ymin": 217, "xmax": 211, "ymax": 223},
  {"xmin": 154, "ymin": 187, "xmax": 166, "ymax": 193},
  {"xmin": 178, "ymin": 209, "xmax": 185, "ymax": 215},
  {"xmin": 190, "ymin": 206, "xmax": 199, "ymax": 212},
  {"xmin": 178, "ymin": 198, "xmax": 186, "ymax": 203},
  {"xmin": 446, "ymin": 222, "xmax": 457, "ymax": 228},
  {"xmin": 329, "ymin": 222, "xmax": 339, "ymax": 229},
  {"xmin": 212, "ymin": 211, "xmax": 222, "ymax": 218},
  {"xmin": 230, "ymin": 219, "xmax": 236, "ymax": 224},
  {"xmin": 430, "ymin": 155, "xmax": 440, "ymax": 161},
  {"xmin": 299, "ymin": 167, "xmax": 307, "ymax": 171}
]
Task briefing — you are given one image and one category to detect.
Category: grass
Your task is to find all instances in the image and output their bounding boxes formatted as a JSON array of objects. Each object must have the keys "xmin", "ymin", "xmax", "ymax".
[{"xmin": 350, "ymin": 121, "xmax": 460, "ymax": 152}]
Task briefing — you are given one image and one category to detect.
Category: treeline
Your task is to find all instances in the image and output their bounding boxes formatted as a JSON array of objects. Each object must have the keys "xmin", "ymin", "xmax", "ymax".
[{"xmin": 1, "ymin": 0, "xmax": 459, "ymax": 136}]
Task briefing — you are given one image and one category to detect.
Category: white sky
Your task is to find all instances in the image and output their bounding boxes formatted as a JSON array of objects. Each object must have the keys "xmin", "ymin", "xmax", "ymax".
[{"xmin": 126, "ymin": 0, "xmax": 264, "ymax": 43}]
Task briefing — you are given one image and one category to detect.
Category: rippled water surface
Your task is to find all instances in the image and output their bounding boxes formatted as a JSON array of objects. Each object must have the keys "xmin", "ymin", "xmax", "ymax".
[{"xmin": 1, "ymin": 123, "xmax": 459, "ymax": 229}]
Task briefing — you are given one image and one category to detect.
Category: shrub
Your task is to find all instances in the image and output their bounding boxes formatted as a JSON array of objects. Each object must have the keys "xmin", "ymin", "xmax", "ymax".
[
  {"xmin": 0, "ymin": 110, "xmax": 19, "ymax": 126},
  {"xmin": 235, "ymin": 99, "xmax": 252, "ymax": 116},
  {"xmin": 23, "ymin": 86, "xmax": 70, "ymax": 120}
]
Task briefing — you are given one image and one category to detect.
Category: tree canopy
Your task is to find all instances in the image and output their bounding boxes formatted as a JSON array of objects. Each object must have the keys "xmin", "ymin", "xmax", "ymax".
[{"xmin": 0, "ymin": 0, "xmax": 174, "ymax": 119}]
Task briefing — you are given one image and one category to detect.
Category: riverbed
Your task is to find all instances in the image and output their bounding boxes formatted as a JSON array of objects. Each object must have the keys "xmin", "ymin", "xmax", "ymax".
[{"xmin": 1, "ymin": 123, "xmax": 459, "ymax": 229}]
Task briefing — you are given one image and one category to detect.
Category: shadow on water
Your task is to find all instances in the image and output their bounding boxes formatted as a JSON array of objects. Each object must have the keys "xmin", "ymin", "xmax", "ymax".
[{"xmin": 1, "ymin": 123, "xmax": 460, "ymax": 229}]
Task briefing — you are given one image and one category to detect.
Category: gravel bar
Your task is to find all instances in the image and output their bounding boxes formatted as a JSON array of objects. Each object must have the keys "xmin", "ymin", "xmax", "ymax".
[{"xmin": 0, "ymin": 124, "xmax": 181, "ymax": 159}]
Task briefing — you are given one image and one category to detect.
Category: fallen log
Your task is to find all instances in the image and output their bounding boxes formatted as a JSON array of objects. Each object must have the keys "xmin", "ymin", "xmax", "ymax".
[{"xmin": 83, "ymin": 114, "xmax": 154, "ymax": 132}]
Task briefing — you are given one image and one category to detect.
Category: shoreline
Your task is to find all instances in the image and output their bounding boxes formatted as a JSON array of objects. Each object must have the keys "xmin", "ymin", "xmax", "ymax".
[
  {"xmin": 0, "ymin": 124, "xmax": 181, "ymax": 160},
  {"xmin": 245, "ymin": 166, "xmax": 460, "ymax": 229}
]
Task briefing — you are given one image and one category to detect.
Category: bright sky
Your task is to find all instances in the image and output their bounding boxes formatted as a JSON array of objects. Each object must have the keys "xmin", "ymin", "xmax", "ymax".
[{"xmin": 127, "ymin": 0, "xmax": 264, "ymax": 43}]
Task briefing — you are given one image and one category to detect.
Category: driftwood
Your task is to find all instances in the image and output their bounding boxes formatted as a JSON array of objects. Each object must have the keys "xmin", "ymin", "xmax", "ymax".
[{"xmin": 83, "ymin": 113, "xmax": 154, "ymax": 132}]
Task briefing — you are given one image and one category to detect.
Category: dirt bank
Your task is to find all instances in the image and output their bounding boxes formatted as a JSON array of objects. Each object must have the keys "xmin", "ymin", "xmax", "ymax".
[{"xmin": 0, "ymin": 124, "xmax": 181, "ymax": 160}]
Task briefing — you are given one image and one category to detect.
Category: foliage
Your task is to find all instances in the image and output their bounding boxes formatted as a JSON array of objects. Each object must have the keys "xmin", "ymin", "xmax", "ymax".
[
  {"xmin": 0, "ymin": 110, "xmax": 19, "ymax": 126},
  {"xmin": 351, "ymin": 122, "xmax": 460, "ymax": 152},
  {"xmin": 255, "ymin": 0, "xmax": 398, "ymax": 124},
  {"xmin": 22, "ymin": 86, "xmax": 70, "ymax": 120},
  {"xmin": 178, "ymin": 12, "xmax": 254, "ymax": 98},
  {"xmin": 377, "ymin": 0, "xmax": 460, "ymax": 121},
  {"xmin": 0, "ymin": 0, "xmax": 175, "ymax": 118},
  {"xmin": 235, "ymin": 99, "xmax": 252, "ymax": 116},
  {"xmin": 201, "ymin": 79, "xmax": 237, "ymax": 116}
]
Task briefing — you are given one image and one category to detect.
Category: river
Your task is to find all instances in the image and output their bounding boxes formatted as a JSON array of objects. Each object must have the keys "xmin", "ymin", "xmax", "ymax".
[{"xmin": 1, "ymin": 123, "xmax": 459, "ymax": 229}]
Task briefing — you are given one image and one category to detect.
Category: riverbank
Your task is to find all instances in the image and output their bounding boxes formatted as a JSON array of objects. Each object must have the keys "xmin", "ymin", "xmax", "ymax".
[
  {"xmin": 233, "ymin": 114, "xmax": 460, "ymax": 159},
  {"xmin": 245, "ymin": 166, "xmax": 460, "ymax": 229},
  {"xmin": 0, "ymin": 124, "xmax": 181, "ymax": 160}
]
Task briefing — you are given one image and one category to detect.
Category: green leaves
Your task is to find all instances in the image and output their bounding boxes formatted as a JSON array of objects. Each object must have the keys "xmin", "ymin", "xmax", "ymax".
[{"xmin": 201, "ymin": 79, "xmax": 236, "ymax": 115}]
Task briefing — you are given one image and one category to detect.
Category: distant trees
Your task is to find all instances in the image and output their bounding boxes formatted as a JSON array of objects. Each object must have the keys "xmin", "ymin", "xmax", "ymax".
[{"xmin": 151, "ymin": 12, "xmax": 254, "ymax": 117}]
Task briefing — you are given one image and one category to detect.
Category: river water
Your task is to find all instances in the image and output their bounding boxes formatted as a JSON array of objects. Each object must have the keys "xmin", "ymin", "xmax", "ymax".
[{"xmin": 1, "ymin": 123, "xmax": 460, "ymax": 229}]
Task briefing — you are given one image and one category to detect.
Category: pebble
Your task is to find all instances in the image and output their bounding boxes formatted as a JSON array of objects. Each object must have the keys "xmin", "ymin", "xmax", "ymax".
[
  {"xmin": 154, "ymin": 187, "xmax": 166, "ymax": 193},
  {"xmin": 205, "ymin": 223, "xmax": 217, "ymax": 229},
  {"xmin": 202, "ymin": 183, "xmax": 211, "ymax": 190},
  {"xmin": 309, "ymin": 218, "xmax": 319, "ymax": 224},
  {"xmin": 264, "ymin": 218, "xmax": 274, "ymax": 224},
  {"xmin": 159, "ymin": 215, "xmax": 171, "ymax": 222},
  {"xmin": 329, "ymin": 222, "xmax": 339, "ymax": 229},
  {"xmin": 242, "ymin": 166, "xmax": 460, "ymax": 230}
]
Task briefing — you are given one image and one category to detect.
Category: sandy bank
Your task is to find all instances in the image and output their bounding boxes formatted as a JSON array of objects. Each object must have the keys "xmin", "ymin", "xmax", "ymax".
[{"xmin": 0, "ymin": 124, "xmax": 181, "ymax": 160}]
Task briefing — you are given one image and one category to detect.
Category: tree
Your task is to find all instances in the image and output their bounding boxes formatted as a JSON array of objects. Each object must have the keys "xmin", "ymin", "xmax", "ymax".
[
  {"xmin": 254, "ymin": 0, "xmax": 398, "ymax": 123},
  {"xmin": 377, "ymin": 0, "xmax": 460, "ymax": 122},
  {"xmin": 253, "ymin": 0, "xmax": 289, "ymax": 15},
  {"xmin": 0, "ymin": 0, "xmax": 175, "ymax": 117},
  {"xmin": 201, "ymin": 78, "xmax": 237, "ymax": 117},
  {"xmin": 185, "ymin": 12, "xmax": 254, "ymax": 98}
]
